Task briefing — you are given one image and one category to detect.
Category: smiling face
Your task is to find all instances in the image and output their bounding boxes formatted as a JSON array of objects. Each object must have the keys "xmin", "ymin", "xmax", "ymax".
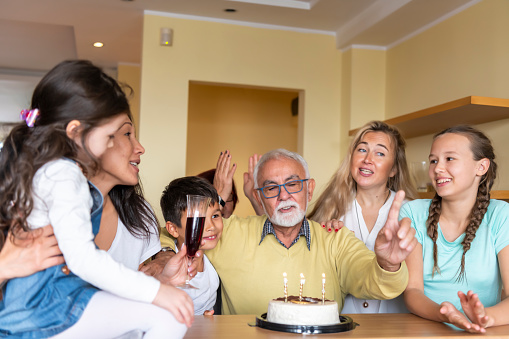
[
  {"xmin": 93, "ymin": 114, "xmax": 145, "ymax": 189},
  {"xmin": 174, "ymin": 202, "xmax": 223, "ymax": 251},
  {"xmin": 350, "ymin": 131, "xmax": 397, "ymax": 192},
  {"xmin": 255, "ymin": 157, "xmax": 315, "ymax": 229},
  {"xmin": 428, "ymin": 133, "xmax": 487, "ymax": 200}
]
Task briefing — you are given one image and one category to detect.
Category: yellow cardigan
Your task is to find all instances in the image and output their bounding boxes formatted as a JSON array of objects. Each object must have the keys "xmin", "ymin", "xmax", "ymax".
[{"xmin": 161, "ymin": 215, "xmax": 407, "ymax": 315}]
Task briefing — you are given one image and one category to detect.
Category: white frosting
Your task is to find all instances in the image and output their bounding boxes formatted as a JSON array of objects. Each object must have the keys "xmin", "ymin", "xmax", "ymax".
[{"xmin": 267, "ymin": 298, "xmax": 339, "ymax": 325}]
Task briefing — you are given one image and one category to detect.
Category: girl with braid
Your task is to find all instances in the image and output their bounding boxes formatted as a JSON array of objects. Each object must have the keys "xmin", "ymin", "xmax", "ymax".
[{"xmin": 400, "ymin": 125, "xmax": 509, "ymax": 333}]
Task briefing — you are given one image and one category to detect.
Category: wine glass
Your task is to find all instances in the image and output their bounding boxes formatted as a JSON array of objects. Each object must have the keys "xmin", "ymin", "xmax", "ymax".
[{"xmin": 180, "ymin": 194, "xmax": 211, "ymax": 289}]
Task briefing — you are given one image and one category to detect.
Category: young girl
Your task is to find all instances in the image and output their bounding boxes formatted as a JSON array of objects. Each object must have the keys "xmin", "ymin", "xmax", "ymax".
[
  {"xmin": 0, "ymin": 60, "xmax": 192, "ymax": 338},
  {"xmin": 400, "ymin": 125, "xmax": 509, "ymax": 333}
]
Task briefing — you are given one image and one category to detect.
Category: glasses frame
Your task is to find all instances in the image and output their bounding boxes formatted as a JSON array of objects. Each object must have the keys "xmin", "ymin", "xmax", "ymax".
[{"xmin": 256, "ymin": 179, "xmax": 309, "ymax": 199}]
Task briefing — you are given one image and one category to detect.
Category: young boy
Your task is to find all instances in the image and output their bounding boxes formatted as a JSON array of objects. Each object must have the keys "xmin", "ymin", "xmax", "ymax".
[{"xmin": 160, "ymin": 176, "xmax": 222, "ymax": 315}]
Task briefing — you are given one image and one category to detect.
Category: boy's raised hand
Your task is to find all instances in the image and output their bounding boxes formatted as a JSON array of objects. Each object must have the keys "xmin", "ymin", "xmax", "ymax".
[{"xmin": 374, "ymin": 190, "xmax": 417, "ymax": 271}]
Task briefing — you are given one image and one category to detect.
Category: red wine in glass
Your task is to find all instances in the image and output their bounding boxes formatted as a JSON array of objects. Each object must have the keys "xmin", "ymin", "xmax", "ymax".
[
  {"xmin": 178, "ymin": 194, "xmax": 211, "ymax": 289},
  {"xmin": 185, "ymin": 216, "xmax": 205, "ymax": 257}
]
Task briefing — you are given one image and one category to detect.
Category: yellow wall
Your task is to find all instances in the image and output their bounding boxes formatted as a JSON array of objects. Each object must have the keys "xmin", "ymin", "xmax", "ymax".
[
  {"xmin": 386, "ymin": 0, "xmax": 509, "ymax": 189},
  {"xmin": 349, "ymin": 48, "xmax": 386, "ymax": 130},
  {"xmin": 139, "ymin": 15, "xmax": 343, "ymax": 220},
  {"xmin": 186, "ymin": 83, "xmax": 298, "ymax": 217},
  {"xmin": 117, "ymin": 64, "xmax": 141, "ymax": 136}
]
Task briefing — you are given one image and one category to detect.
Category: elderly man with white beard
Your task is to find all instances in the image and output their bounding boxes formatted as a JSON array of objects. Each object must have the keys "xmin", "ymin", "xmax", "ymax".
[{"xmin": 163, "ymin": 149, "xmax": 417, "ymax": 316}]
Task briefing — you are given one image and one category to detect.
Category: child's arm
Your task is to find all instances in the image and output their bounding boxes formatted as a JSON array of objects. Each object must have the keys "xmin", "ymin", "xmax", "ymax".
[
  {"xmin": 152, "ymin": 284, "xmax": 194, "ymax": 327},
  {"xmin": 404, "ymin": 242, "xmax": 486, "ymax": 333},
  {"xmin": 40, "ymin": 161, "xmax": 195, "ymax": 324},
  {"xmin": 460, "ymin": 245, "xmax": 509, "ymax": 328}
]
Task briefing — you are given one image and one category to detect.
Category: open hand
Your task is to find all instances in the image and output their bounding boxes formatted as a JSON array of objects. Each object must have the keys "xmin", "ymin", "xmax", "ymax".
[
  {"xmin": 374, "ymin": 190, "xmax": 417, "ymax": 271},
  {"xmin": 0, "ymin": 225, "xmax": 64, "ymax": 281},
  {"xmin": 214, "ymin": 150, "xmax": 236, "ymax": 202},
  {"xmin": 459, "ymin": 290, "xmax": 493, "ymax": 330},
  {"xmin": 440, "ymin": 301, "xmax": 486, "ymax": 333},
  {"xmin": 243, "ymin": 154, "xmax": 264, "ymax": 215}
]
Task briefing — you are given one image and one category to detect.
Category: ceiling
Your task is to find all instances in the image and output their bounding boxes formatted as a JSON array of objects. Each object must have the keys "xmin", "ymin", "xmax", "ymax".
[{"xmin": 0, "ymin": 0, "xmax": 479, "ymax": 74}]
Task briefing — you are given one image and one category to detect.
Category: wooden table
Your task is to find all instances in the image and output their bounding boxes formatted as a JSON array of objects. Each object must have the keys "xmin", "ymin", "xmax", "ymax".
[{"xmin": 184, "ymin": 314, "xmax": 509, "ymax": 338}]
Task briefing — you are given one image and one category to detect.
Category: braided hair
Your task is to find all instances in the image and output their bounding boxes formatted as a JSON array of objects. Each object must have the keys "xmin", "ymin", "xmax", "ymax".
[{"xmin": 426, "ymin": 125, "xmax": 496, "ymax": 281}]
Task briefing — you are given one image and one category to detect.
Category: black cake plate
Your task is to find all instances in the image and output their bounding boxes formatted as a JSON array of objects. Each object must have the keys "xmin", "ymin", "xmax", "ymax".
[{"xmin": 250, "ymin": 313, "xmax": 357, "ymax": 334}]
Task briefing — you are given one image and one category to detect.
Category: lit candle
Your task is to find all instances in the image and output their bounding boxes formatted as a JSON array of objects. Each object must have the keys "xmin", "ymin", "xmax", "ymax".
[
  {"xmin": 283, "ymin": 272, "xmax": 288, "ymax": 302},
  {"xmin": 299, "ymin": 273, "xmax": 305, "ymax": 301},
  {"xmin": 322, "ymin": 273, "xmax": 326, "ymax": 303}
]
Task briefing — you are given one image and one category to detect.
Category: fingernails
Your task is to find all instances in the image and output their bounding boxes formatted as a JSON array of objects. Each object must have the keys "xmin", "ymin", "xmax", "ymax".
[
  {"xmin": 335, "ymin": 229, "xmax": 338, "ymax": 233},
  {"xmin": 328, "ymin": 228, "xmax": 331, "ymax": 232},
  {"xmin": 322, "ymin": 224, "xmax": 325, "ymax": 228},
  {"xmin": 220, "ymin": 152, "xmax": 223, "ymax": 155}
]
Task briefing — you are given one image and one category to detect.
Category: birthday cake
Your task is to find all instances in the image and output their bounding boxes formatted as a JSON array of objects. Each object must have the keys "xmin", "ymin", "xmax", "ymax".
[{"xmin": 266, "ymin": 296, "xmax": 339, "ymax": 325}]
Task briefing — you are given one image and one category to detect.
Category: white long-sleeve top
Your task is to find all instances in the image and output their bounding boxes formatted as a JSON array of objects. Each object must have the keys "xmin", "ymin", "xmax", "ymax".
[{"xmin": 27, "ymin": 159, "xmax": 160, "ymax": 303}]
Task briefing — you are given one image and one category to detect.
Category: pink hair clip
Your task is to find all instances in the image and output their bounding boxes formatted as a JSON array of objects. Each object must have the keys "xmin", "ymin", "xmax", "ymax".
[{"xmin": 20, "ymin": 108, "xmax": 40, "ymax": 128}]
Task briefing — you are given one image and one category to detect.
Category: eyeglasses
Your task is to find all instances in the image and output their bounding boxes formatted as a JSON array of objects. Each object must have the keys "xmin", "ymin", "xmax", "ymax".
[{"xmin": 256, "ymin": 179, "xmax": 309, "ymax": 199}]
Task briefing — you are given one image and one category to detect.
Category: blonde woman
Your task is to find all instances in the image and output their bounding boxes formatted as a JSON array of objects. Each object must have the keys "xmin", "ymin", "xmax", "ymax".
[{"xmin": 308, "ymin": 120, "xmax": 417, "ymax": 314}]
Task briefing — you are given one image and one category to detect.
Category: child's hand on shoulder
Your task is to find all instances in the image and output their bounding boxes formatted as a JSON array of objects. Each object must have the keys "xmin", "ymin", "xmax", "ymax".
[
  {"xmin": 203, "ymin": 310, "xmax": 214, "ymax": 316},
  {"xmin": 153, "ymin": 283, "xmax": 194, "ymax": 327}
]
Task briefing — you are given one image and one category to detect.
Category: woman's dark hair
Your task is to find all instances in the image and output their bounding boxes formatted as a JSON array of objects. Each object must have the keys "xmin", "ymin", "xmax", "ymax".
[
  {"xmin": 109, "ymin": 183, "xmax": 159, "ymax": 240},
  {"xmin": 0, "ymin": 60, "xmax": 132, "ymax": 246},
  {"xmin": 197, "ymin": 168, "xmax": 238, "ymax": 211},
  {"xmin": 426, "ymin": 125, "xmax": 497, "ymax": 282}
]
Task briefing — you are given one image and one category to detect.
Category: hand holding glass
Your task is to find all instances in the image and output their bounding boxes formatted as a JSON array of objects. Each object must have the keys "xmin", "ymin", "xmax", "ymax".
[{"xmin": 180, "ymin": 194, "xmax": 211, "ymax": 289}]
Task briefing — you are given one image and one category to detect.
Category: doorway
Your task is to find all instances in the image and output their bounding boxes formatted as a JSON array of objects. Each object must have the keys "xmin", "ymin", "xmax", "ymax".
[{"xmin": 186, "ymin": 81, "xmax": 300, "ymax": 217}]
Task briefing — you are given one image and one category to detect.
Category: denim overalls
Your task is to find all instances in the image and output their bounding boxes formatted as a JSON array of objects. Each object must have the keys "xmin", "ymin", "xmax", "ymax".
[{"xmin": 0, "ymin": 181, "xmax": 103, "ymax": 338}]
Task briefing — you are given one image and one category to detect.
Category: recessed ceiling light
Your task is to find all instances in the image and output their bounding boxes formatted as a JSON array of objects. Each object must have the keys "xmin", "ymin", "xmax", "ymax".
[
  {"xmin": 224, "ymin": 8, "xmax": 237, "ymax": 12},
  {"xmin": 93, "ymin": 42, "xmax": 104, "ymax": 48}
]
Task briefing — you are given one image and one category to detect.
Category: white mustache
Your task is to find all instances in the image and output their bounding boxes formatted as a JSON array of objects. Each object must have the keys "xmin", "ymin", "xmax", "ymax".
[{"xmin": 276, "ymin": 200, "xmax": 299, "ymax": 211}]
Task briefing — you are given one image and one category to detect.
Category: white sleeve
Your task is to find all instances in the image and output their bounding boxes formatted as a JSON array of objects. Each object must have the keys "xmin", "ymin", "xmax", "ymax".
[{"xmin": 33, "ymin": 160, "xmax": 160, "ymax": 303}]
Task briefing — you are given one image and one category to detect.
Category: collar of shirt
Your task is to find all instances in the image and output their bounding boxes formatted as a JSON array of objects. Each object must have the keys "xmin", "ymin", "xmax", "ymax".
[{"xmin": 259, "ymin": 217, "xmax": 311, "ymax": 250}]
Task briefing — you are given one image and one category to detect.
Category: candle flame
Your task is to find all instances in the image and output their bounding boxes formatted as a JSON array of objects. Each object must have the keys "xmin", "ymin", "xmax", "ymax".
[
  {"xmin": 283, "ymin": 272, "xmax": 287, "ymax": 277},
  {"xmin": 300, "ymin": 273, "xmax": 304, "ymax": 279},
  {"xmin": 322, "ymin": 273, "xmax": 325, "ymax": 278}
]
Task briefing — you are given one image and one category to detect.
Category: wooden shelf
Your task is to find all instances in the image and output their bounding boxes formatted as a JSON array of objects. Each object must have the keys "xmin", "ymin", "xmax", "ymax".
[
  {"xmin": 349, "ymin": 96, "xmax": 509, "ymax": 138},
  {"xmin": 418, "ymin": 190, "xmax": 509, "ymax": 202}
]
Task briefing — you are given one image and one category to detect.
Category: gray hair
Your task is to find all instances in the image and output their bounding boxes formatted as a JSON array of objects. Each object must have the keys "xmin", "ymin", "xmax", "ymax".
[{"xmin": 253, "ymin": 148, "xmax": 310, "ymax": 188}]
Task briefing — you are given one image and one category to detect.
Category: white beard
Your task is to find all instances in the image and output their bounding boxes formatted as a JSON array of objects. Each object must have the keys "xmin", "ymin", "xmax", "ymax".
[{"xmin": 266, "ymin": 200, "xmax": 307, "ymax": 228}]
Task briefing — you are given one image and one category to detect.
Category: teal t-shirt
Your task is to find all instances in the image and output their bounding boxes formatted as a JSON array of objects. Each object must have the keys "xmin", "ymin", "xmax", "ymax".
[{"xmin": 400, "ymin": 199, "xmax": 509, "ymax": 312}]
